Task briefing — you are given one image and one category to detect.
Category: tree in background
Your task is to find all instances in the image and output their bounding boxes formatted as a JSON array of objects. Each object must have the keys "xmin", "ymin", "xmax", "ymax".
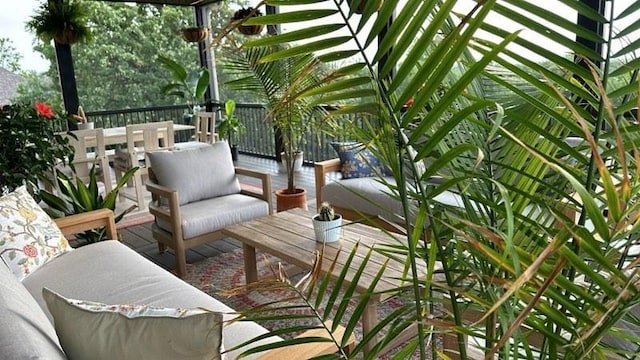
[
  {"xmin": 14, "ymin": 1, "xmax": 248, "ymax": 111},
  {"xmin": 0, "ymin": 38, "xmax": 22, "ymax": 73}
]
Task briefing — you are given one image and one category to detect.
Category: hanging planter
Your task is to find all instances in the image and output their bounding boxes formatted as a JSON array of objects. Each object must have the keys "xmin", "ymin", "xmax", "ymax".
[
  {"xmin": 232, "ymin": 7, "xmax": 264, "ymax": 36},
  {"xmin": 181, "ymin": 27, "xmax": 208, "ymax": 43},
  {"xmin": 26, "ymin": 0, "xmax": 92, "ymax": 45}
]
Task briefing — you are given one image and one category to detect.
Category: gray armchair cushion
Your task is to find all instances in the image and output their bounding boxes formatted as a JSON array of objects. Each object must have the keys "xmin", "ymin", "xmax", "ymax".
[
  {"xmin": 148, "ymin": 143, "xmax": 241, "ymax": 205},
  {"xmin": 156, "ymin": 194, "xmax": 270, "ymax": 239}
]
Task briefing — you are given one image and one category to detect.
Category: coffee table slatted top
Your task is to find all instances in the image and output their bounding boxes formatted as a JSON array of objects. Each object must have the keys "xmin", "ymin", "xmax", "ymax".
[{"xmin": 222, "ymin": 208, "xmax": 424, "ymax": 300}]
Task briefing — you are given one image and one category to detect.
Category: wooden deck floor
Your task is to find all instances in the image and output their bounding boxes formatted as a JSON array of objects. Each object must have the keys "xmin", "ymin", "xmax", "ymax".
[{"xmin": 118, "ymin": 154, "xmax": 321, "ymax": 272}]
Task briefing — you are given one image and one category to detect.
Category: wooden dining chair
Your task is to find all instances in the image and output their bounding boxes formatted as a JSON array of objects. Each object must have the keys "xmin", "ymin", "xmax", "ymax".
[
  {"xmin": 194, "ymin": 111, "xmax": 218, "ymax": 143},
  {"xmin": 52, "ymin": 128, "xmax": 112, "ymax": 194},
  {"xmin": 113, "ymin": 121, "xmax": 174, "ymax": 210}
]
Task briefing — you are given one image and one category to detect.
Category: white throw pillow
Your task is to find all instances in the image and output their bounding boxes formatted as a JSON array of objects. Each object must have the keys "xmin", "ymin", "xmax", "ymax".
[
  {"xmin": 0, "ymin": 186, "xmax": 72, "ymax": 281},
  {"xmin": 43, "ymin": 288, "xmax": 225, "ymax": 360}
]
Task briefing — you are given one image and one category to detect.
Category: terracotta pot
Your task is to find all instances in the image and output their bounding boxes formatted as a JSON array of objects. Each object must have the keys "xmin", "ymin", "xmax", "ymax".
[
  {"xmin": 275, "ymin": 188, "xmax": 308, "ymax": 212},
  {"xmin": 181, "ymin": 27, "xmax": 208, "ymax": 42},
  {"xmin": 238, "ymin": 24, "xmax": 264, "ymax": 36}
]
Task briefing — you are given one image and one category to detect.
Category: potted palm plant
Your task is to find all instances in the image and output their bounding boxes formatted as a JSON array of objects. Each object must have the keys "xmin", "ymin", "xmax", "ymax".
[
  {"xmin": 27, "ymin": 0, "xmax": 92, "ymax": 45},
  {"xmin": 217, "ymin": 99, "xmax": 246, "ymax": 161},
  {"xmin": 222, "ymin": 45, "xmax": 327, "ymax": 211},
  {"xmin": 215, "ymin": 1, "xmax": 640, "ymax": 359}
]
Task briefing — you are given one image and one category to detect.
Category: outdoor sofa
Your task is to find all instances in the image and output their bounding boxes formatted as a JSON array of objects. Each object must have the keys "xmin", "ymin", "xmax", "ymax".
[{"xmin": 0, "ymin": 207, "xmax": 278, "ymax": 359}]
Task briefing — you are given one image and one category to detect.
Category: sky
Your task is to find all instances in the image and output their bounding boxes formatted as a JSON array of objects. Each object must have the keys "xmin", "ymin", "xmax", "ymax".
[
  {"xmin": 0, "ymin": 0, "xmax": 49, "ymax": 72},
  {"xmin": 0, "ymin": 1, "xmax": 636, "ymax": 73}
]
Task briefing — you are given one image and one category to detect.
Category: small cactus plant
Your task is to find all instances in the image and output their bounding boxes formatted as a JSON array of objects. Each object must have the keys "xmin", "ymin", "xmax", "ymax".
[{"xmin": 318, "ymin": 202, "xmax": 335, "ymax": 221}]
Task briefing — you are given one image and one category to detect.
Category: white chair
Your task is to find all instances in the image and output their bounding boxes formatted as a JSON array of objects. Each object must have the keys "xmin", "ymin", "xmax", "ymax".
[
  {"xmin": 113, "ymin": 121, "xmax": 174, "ymax": 210},
  {"xmin": 175, "ymin": 112, "xmax": 218, "ymax": 150},
  {"xmin": 52, "ymin": 128, "xmax": 112, "ymax": 194}
]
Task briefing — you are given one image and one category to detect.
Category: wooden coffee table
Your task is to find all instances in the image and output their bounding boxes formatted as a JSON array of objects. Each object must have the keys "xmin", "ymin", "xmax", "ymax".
[{"xmin": 222, "ymin": 208, "xmax": 423, "ymax": 356}]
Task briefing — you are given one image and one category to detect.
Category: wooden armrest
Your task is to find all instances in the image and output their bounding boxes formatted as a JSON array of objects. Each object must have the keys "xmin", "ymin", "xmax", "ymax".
[
  {"xmin": 314, "ymin": 158, "xmax": 342, "ymax": 209},
  {"xmin": 235, "ymin": 167, "xmax": 273, "ymax": 214},
  {"xmin": 257, "ymin": 322, "xmax": 354, "ymax": 360},
  {"xmin": 54, "ymin": 209, "xmax": 118, "ymax": 240},
  {"xmin": 146, "ymin": 181, "xmax": 181, "ymax": 225}
]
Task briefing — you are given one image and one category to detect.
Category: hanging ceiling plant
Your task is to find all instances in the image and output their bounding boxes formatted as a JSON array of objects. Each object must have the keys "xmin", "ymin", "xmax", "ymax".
[
  {"xmin": 27, "ymin": 0, "xmax": 92, "ymax": 45},
  {"xmin": 181, "ymin": 26, "xmax": 208, "ymax": 43},
  {"xmin": 231, "ymin": 7, "xmax": 264, "ymax": 36}
]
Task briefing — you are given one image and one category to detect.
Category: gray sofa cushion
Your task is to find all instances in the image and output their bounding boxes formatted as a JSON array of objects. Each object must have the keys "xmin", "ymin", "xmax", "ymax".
[
  {"xmin": 22, "ymin": 240, "xmax": 278, "ymax": 360},
  {"xmin": 148, "ymin": 143, "xmax": 241, "ymax": 205},
  {"xmin": 156, "ymin": 194, "xmax": 270, "ymax": 239},
  {"xmin": 0, "ymin": 263, "xmax": 66, "ymax": 359}
]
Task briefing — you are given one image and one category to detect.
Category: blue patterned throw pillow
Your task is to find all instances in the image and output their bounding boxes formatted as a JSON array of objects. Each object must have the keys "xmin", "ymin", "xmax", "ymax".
[{"xmin": 331, "ymin": 142, "xmax": 387, "ymax": 179}]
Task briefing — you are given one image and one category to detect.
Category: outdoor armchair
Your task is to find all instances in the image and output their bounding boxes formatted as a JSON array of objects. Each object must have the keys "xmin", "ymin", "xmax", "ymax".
[{"xmin": 146, "ymin": 142, "xmax": 272, "ymax": 278}]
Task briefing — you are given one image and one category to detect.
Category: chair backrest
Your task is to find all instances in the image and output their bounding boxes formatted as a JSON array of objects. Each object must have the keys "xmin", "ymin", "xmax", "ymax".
[
  {"xmin": 65, "ymin": 128, "xmax": 112, "ymax": 193},
  {"xmin": 194, "ymin": 112, "xmax": 217, "ymax": 143},
  {"xmin": 124, "ymin": 121, "xmax": 175, "ymax": 175}
]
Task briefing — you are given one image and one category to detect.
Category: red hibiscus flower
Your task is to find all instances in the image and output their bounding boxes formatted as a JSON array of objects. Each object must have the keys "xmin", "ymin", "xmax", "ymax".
[
  {"xmin": 35, "ymin": 102, "xmax": 55, "ymax": 119},
  {"xmin": 23, "ymin": 244, "xmax": 38, "ymax": 258}
]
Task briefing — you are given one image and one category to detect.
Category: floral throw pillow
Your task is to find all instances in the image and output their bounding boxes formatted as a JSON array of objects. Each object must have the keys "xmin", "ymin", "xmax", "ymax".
[
  {"xmin": 43, "ymin": 288, "xmax": 225, "ymax": 360},
  {"xmin": 331, "ymin": 142, "xmax": 388, "ymax": 179},
  {"xmin": 0, "ymin": 186, "xmax": 72, "ymax": 281}
]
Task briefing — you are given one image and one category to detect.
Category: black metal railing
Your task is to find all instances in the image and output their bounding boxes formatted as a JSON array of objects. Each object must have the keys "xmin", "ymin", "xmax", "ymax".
[{"xmin": 55, "ymin": 103, "xmax": 364, "ymax": 163}]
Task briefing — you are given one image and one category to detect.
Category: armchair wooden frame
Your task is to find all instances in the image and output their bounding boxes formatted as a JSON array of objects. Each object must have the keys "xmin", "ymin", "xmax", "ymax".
[
  {"xmin": 146, "ymin": 167, "xmax": 273, "ymax": 278},
  {"xmin": 55, "ymin": 208, "xmax": 118, "ymax": 240},
  {"xmin": 314, "ymin": 158, "xmax": 402, "ymax": 233}
]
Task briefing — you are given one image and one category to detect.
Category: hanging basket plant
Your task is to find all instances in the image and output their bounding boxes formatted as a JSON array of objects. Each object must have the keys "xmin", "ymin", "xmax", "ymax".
[
  {"xmin": 26, "ymin": 0, "xmax": 92, "ymax": 45},
  {"xmin": 231, "ymin": 7, "xmax": 264, "ymax": 36},
  {"xmin": 181, "ymin": 27, "xmax": 208, "ymax": 43}
]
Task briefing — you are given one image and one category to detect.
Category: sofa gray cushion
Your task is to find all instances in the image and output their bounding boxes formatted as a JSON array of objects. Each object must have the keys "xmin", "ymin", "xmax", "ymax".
[
  {"xmin": 148, "ymin": 143, "xmax": 241, "ymax": 205},
  {"xmin": 22, "ymin": 240, "xmax": 279, "ymax": 360},
  {"xmin": 156, "ymin": 194, "xmax": 270, "ymax": 239},
  {"xmin": 0, "ymin": 263, "xmax": 66, "ymax": 359}
]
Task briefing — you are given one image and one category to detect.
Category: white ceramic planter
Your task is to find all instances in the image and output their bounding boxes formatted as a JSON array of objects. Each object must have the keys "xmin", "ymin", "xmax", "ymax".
[
  {"xmin": 77, "ymin": 122, "xmax": 95, "ymax": 130},
  {"xmin": 312, "ymin": 214, "xmax": 342, "ymax": 243}
]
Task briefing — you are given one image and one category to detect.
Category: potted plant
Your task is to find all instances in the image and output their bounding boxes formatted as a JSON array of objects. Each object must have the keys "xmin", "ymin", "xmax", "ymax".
[
  {"xmin": 39, "ymin": 164, "xmax": 138, "ymax": 246},
  {"xmin": 217, "ymin": 99, "xmax": 246, "ymax": 161},
  {"xmin": 0, "ymin": 101, "xmax": 74, "ymax": 196},
  {"xmin": 74, "ymin": 106, "xmax": 94, "ymax": 130},
  {"xmin": 231, "ymin": 7, "xmax": 264, "ymax": 36},
  {"xmin": 181, "ymin": 26, "xmax": 208, "ymax": 43},
  {"xmin": 26, "ymin": 0, "xmax": 92, "ymax": 45},
  {"xmin": 311, "ymin": 202, "xmax": 342, "ymax": 243},
  {"xmin": 158, "ymin": 55, "xmax": 209, "ymax": 122},
  {"xmin": 222, "ymin": 45, "xmax": 328, "ymax": 211}
]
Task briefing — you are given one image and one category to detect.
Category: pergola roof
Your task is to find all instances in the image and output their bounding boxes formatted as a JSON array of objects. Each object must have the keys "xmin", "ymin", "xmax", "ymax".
[{"xmin": 95, "ymin": 0, "xmax": 222, "ymax": 6}]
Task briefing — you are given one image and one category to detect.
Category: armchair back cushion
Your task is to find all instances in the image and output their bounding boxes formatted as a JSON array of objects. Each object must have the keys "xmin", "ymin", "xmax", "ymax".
[{"xmin": 147, "ymin": 143, "xmax": 241, "ymax": 205}]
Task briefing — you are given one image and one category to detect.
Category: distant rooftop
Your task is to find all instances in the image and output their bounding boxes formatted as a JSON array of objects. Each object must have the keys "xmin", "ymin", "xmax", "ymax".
[{"xmin": 0, "ymin": 67, "xmax": 22, "ymax": 105}]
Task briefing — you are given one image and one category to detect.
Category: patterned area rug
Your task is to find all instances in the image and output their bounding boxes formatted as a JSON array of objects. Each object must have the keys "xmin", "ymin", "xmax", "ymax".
[{"xmin": 183, "ymin": 249, "xmax": 426, "ymax": 359}]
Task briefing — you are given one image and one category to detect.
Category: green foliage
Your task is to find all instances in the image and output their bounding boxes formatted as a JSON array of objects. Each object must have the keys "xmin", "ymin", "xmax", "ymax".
[
  {"xmin": 0, "ymin": 102, "xmax": 74, "ymax": 195},
  {"xmin": 39, "ymin": 165, "xmax": 138, "ymax": 245},
  {"xmin": 219, "ymin": 1, "xmax": 640, "ymax": 359},
  {"xmin": 26, "ymin": 0, "xmax": 92, "ymax": 44},
  {"xmin": 158, "ymin": 55, "xmax": 209, "ymax": 109},
  {"xmin": 217, "ymin": 99, "xmax": 245, "ymax": 144},
  {"xmin": 0, "ymin": 37, "xmax": 22, "ymax": 72},
  {"xmin": 222, "ymin": 45, "xmax": 328, "ymax": 192}
]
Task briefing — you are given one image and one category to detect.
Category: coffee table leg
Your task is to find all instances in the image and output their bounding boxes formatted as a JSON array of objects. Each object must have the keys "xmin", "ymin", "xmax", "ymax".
[
  {"xmin": 362, "ymin": 300, "xmax": 378, "ymax": 356},
  {"xmin": 243, "ymin": 243, "xmax": 258, "ymax": 284}
]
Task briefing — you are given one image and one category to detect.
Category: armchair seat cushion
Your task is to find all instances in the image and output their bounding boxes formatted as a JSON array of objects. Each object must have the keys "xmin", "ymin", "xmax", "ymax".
[{"xmin": 157, "ymin": 194, "xmax": 270, "ymax": 239}]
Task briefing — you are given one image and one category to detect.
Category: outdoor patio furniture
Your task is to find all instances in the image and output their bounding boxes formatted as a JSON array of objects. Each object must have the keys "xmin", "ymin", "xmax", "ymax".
[
  {"xmin": 146, "ymin": 142, "xmax": 273, "ymax": 278},
  {"xmin": 113, "ymin": 121, "xmax": 175, "ymax": 211},
  {"xmin": 194, "ymin": 111, "xmax": 217, "ymax": 143},
  {"xmin": 50, "ymin": 128, "xmax": 112, "ymax": 194}
]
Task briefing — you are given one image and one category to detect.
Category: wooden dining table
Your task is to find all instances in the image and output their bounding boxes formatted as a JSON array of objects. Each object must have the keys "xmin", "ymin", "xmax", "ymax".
[{"xmin": 101, "ymin": 124, "xmax": 195, "ymax": 146}]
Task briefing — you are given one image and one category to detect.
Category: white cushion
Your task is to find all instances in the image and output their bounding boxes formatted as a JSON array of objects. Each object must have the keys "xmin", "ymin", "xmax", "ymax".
[
  {"xmin": 148, "ymin": 143, "xmax": 241, "ymax": 205},
  {"xmin": 0, "ymin": 186, "xmax": 72, "ymax": 281},
  {"xmin": 43, "ymin": 287, "xmax": 225, "ymax": 360}
]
